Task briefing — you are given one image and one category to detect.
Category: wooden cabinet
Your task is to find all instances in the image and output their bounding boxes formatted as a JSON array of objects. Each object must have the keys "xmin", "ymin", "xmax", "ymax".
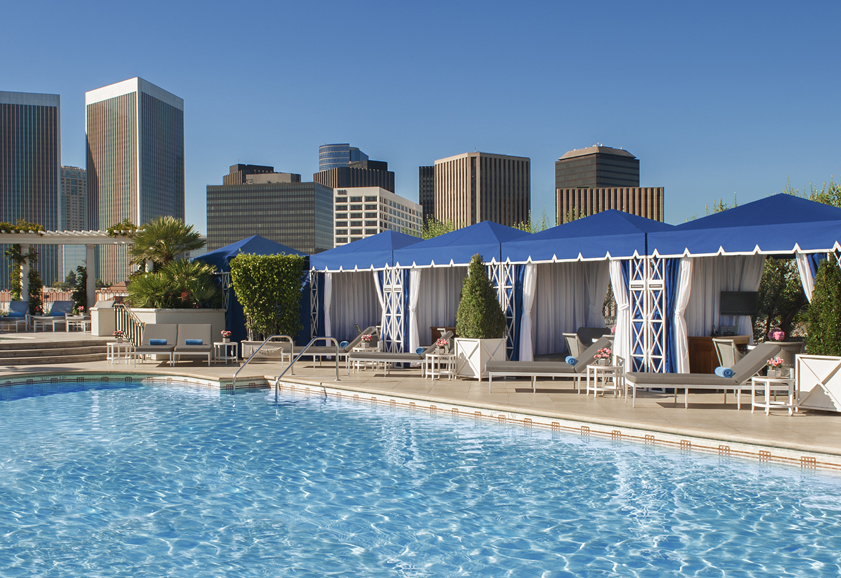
[{"xmin": 687, "ymin": 336, "xmax": 750, "ymax": 373}]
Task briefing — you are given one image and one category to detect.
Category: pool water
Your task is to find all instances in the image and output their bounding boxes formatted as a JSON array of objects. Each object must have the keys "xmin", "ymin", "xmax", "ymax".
[{"xmin": 1, "ymin": 381, "xmax": 840, "ymax": 577}]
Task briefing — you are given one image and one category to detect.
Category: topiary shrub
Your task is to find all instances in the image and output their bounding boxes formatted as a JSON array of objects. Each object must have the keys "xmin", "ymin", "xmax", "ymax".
[
  {"xmin": 455, "ymin": 254, "xmax": 506, "ymax": 340},
  {"xmin": 807, "ymin": 260, "xmax": 841, "ymax": 356}
]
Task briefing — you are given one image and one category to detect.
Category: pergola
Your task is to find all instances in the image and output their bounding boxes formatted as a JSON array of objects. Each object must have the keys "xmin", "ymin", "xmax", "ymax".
[{"xmin": 0, "ymin": 230, "xmax": 134, "ymax": 307}]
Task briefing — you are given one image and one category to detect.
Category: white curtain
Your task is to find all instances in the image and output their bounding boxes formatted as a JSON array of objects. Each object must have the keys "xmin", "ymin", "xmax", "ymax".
[
  {"xmin": 609, "ymin": 260, "xmax": 630, "ymax": 368},
  {"xmin": 585, "ymin": 261, "xmax": 610, "ymax": 328},
  {"xmin": 408, "ymin": 268, "xmax": 422, "ymax": 352},
  {"xmin": 684, "ymin": 255, "xmax": 765, "ymax": 340},
  {"xmin": 796, "ymin": 252, "xmax": 816, "ymax": 302},
  {"xmin": 519, "ymin": 263, "xmax": 537, "ymax": 361},
  {"xmin": 328, "ymin": 272, "xmax": 382, "ymax": 341},
  {"xmin": 532, "ymin": 262, "xmax": 590, "ymax": 356},
  {"xmin": 673, "ymin": 257, "xmax": 694, "ymax": 373},
  {"xmin": 323, "ymin": 272, "xmax": 332, "ymax": 338},
  {"xmin": 414, "ymin": 267, "xmax": 466, "ymax": 345}
]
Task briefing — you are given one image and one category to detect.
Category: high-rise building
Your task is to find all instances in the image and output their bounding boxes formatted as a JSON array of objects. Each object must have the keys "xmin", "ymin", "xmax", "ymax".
[
  {"xmin": 554, "ymin": 145, "xmax": 640, "ymax": 189},
  {"xmin": 314, "ymin": 159, "xmax": 395, "ymax": 193},
  {"xmin": 433, "ymin": 152, "xmax": 530, "ymax": 229},
  {"xmin": 86, "ymin": 77, "xmax": 184, "ymax": 283},
  {"xmin": 554, "ymin": 146, "xmax": 664, "ymax": 222},
  {"xmin": 0, "ymin": 91, "xmax": 61, "ymax": 287},
  {"xmin": 223, "ymin": 164, "xmax": 278, "ymax": 185},
  {"xmin": 333, "ymin": 186, "xmax": 422, "ymax": 246},
  {"xmin": 207, "ymin": 164, "xmax": 333, "ymax": 254},
  {"xmin": 319, "ymin": 143, "xmax": 368, "ymax": 172},
  {"xmin": 418, "ymin": 166, "xmax": 434, "ymax": 225},
  {"xmin": 60, "ymin": 166, "xmax": 87, "ymax": 278}
]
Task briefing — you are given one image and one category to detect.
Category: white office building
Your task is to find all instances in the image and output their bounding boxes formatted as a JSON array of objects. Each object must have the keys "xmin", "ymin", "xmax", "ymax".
[{"xmin": 333, "ymin": 187, "xmax": 422, "ymax": 246}]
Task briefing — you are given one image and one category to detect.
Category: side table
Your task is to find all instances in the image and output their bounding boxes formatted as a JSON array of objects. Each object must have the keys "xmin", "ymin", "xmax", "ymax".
[
  {"xmin": 425, "ymin": 351, "xmax": 456, "ymax": 380},
  {"xmin": 107, "ymin": 341, "xmax": 134, "ymax": 365},
  {"xmin": 751, "ymin": 376, "xmax": 795, "ymax": 415},
  {"xmin": 65, "ymin": 315, "xmax": 91, "ymax": 332},
  {"xmin": 351, "ymin": 344, "xmax": 381, "ymax": 373},
  {"xmin": 586, "ymin": 362, "xmax": 624, "ymax": 398},
  {"xmin": 213, "ymin": 341, "xmax": 239, "ymax": 364}
]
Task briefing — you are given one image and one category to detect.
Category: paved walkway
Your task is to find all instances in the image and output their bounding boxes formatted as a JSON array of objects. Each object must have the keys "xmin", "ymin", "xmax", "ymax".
[{"xmin": 2, "ymin": 336, "xmax": 841, "ymax": 470}]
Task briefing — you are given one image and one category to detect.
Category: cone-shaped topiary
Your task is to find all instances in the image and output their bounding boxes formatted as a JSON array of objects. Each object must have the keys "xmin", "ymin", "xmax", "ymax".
[
  {"xmin": 456, "ymin": 254, "xmax": 506, "ymax": 339},
  {"xmin": 807, "ymin": 260, "xmax": 841, "ymax": 356}
]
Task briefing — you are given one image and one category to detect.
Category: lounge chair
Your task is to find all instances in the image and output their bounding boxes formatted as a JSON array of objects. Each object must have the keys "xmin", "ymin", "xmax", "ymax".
[
  {"xmin": 348, "ymin": 331, "xmax": 454, "ymax": 376},
  {"xmin": 173, "ymin": 324, "xmax": 213, "ymax": 366},
  {"xmin": 133, "ymin": 324, "xmax": 177, "ymax": 365},
  {"xmin": 1, "ymin": 301, "xmax": 29, "ymax": 332},
  {"xmin": 625, "ymin": 342, "xmax": 783, "ymax": 408},
  {"xmin": 289, "ymin": 326, "xmax": 379, "ymax": 364},
  {"xmin": 32, "ymin": 300, "xmax": 74, "ymax": 332},
  {"xmin": 712, "ymin": 337, "xmax": 744, "ymax": 367},
  {"xmin": 563, "ymin": 333, "xmax": 583, "ymax": 358},
  {"xmin": 486, "ymin": 336, "xmax": 614, "ymax": 393}
]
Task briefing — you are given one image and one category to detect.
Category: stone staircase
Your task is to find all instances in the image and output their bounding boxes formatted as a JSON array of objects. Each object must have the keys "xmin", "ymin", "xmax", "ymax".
[{"xmin": 0, "ymin": 339, "xmax": 109, "ymax": 366}]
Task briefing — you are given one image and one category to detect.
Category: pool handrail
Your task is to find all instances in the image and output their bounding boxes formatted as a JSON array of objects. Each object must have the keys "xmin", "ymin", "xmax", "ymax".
[
  {"xmin": 274, "ymin": 337, "xmax": 342, "ymax": 396},
  {"xmin": 231, "ymin": 334, "xmax": 294, "ymax": 390}
]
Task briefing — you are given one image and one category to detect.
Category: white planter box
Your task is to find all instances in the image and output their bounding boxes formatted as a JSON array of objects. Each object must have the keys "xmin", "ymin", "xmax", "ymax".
[
  {"xmin": 455, "ymin": 337, "xmax": 506, "ymax": 379},
  {"xmin": 797, "ymin": 355, "xmax": 841, "ymax": 412}
]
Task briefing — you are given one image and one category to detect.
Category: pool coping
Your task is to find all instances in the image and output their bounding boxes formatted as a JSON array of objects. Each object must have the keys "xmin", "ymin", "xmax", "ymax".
[{"xmin": 3, "ymin": 369, "xmax": 840, "ymax": 472}]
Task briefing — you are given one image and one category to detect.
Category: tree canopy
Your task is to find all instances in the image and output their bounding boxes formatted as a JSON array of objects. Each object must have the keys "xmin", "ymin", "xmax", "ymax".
[{"xmin": 128, "ymin": 216, "xmax": 205, "ymax": 267}]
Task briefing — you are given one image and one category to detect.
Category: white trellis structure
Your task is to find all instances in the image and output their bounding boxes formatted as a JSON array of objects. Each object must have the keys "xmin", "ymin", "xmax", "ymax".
[
  {"xmin": 381, "ymin": 266, "xmax": 405, "ymax": 352},
  {"xmin": 629, "ymin": 256, "xmax": 667, "ymax": 373},
  {"xmin": 309, "ymin": 268, "xmax": 319, "ymax": 339},
  {"xmin": 488, "ymin": 262, "xmax": 516, "ymax": 360}
]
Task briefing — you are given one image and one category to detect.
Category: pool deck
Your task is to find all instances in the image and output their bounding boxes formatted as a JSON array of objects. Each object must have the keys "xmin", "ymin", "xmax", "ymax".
[{"xmin": 3, "ymin": 332, "xmax": 841, "ymax": 471}]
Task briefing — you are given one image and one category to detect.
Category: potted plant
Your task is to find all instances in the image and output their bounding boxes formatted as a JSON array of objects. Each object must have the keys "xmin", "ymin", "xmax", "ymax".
[
  {"xmin": 766, "ymin": 356, "xmax": 786, "ymax": 378},
  {"xmin": 221, "ymin": 330, "xmax": 232, "ymax": 343},
  {"xmin": 113, "ymin": 329, "xmax": 124, "ymax": 343},
  {"xmin": 454, "ymin": 254, "xmax": 506, "ymax": 379},
  {"xmin": 594, "ymin": 347, "xmax": 612, "ymax": 366},
  {"xmin": 436, "ymin": 337, "xmax": 449, "ymax": 354}
]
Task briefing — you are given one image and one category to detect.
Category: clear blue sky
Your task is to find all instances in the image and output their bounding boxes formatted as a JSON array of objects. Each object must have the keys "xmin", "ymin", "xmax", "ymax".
[{"xmin": 3, "ymin": 1, "xmax": 839, "ymax": 232}]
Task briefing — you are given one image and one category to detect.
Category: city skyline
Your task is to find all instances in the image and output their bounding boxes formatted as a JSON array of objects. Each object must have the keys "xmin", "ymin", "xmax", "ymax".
[{"xmin": 2, "ymin": 1, "xmax": 839, "ymax": 234}]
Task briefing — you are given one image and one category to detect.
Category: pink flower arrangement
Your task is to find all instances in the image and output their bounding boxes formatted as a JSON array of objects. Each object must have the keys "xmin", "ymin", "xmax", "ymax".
[
  {"xmin": 436, "ymin": 338, "xmax": 449, "ymax": 347},
  {"xmin": 78, "ymin": 305, "xmax": 84, "ymax": 312},
  {"xmin": 767, "ymin": 328, "xmax": 785, "ymax": 342},
  {"xmin": 361, "ymin": 334, "xmax": 374, "ymax": 343},
  {"xmin": 113, "ymin": 330, "xmax": 124, "ymax": 337},
  {"xmin": 767, "ymin": 357, "xmax": 784, "ymax": 368},
  {"xmin": 594, "ymin": 347, "xmax": 612, "ymax": 360},
  {"xmin": 221, "ymin": 330, "xmax": 231, "ymax": 338},
  {"xmin": 610, "ymin": 324, "xmax": 617, "ymax": 334}
]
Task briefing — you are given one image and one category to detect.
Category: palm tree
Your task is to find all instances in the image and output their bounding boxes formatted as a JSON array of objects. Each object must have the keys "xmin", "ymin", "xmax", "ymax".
[{"xmin": 128, "ymin": 216, "xmax": 205, "ymax": 268}]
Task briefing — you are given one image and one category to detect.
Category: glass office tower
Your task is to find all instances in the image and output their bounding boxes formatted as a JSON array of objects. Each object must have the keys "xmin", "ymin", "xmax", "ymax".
[
  {"xmin": 318, "ymin": 143, "xmax": 368, "ymax": 172},
  {"xmin": 86, "ymin": 78, "xmax": 184, "ymax": 283},
  {"xmin": 0, "ymin": 91, "xmax": 61, "ymax": 287}
]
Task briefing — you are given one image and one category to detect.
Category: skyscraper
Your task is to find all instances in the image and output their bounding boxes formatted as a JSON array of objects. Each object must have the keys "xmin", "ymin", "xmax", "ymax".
[
  {"xmin": 314, "ymin": 160, "xmax": 395, "ymax": 193},
  {"xmin": 60, "ymin": 166, "xmax": 87, "ymax": 278},
  {"xmin": 319, "ymin": 143, "xmax": 368, "ymax": 172},
  {"xmin": 0, "ymin": 91, "xmax": 61, "ymax": 287},
  {"xmin": 434, "ymin": 152, "xmax": 530, "ymax": 229},
  {"xmin": 86, "ymin": 78, "xmax": 184, "ymax": 283},
  {"xmin": 418, "ymin": 166, "xmax": 434, "ymax": 225}
]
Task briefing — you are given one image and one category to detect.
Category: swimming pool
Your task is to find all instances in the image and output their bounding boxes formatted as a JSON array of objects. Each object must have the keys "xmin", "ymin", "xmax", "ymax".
[{"xmin": 1, "ymin": 380, "xmax": 840, "ymax": 576}]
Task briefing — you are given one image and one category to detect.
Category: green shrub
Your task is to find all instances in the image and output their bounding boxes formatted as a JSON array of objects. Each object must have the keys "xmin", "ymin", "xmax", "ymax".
[
  {"xmin": 807, "ymin": 260, "xmax": 841, "ymax": 355},
  {"xmin": 230, "ymin": 253, "xmax": 306, "ymax": 340},
  {"xmin": 72, "ymin": 266, "xmax": 87, "ymax": 310},
  {"xmin": 127, "ymin": 259, "xmax": 222, "ymax": 309},
  {"xmin": 455, "ymin": 254, "xmax": 505, "ymax": 340}
]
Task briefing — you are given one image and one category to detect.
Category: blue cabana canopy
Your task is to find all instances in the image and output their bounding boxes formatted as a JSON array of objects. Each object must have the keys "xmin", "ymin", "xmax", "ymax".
[
  {"xmin": 309, "ymin": 230, "xmax": 423, "ymax": 272},
  {"xmin": 393, "ymin": 221, "xmax": 530, "ymax": 267},
  {"xmin": 648, "ymin": 194, "xmax": 841, "ymax": 257},
  {"xmin": 196, "ymin": 235, "xmax": 306, "ymax": 271},
  {"xmin": 502, "ymin": 210, "xmax": 674, "ymax": 264}
]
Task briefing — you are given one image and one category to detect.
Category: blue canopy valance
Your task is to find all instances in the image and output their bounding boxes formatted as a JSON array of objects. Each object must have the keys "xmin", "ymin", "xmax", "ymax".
[{"xmin": 309, "ymin": 230, "xmax": 423, "ymax": 272}]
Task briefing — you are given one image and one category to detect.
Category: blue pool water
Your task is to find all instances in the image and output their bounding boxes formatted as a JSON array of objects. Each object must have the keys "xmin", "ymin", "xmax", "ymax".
[{"xmin": 1, "ymin": 381, "xmax": 841, "ymax": 577}]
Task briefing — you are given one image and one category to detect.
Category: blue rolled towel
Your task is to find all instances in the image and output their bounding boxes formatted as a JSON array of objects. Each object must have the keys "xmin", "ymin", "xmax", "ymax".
[
  {"xmin": 185, "ymin": 339, "xmax": 203, "ymax": 345},
  {"xmin": 149, "ymin": 339, "xmax": 167, "ymax": 345},
  {"xmin": 714, "ymin": 366, "xmax": 734, "ymax": 378},
  {"xmin": 7, "ymin": 311, "xmax": 23, "ymax": 318},
  {"xmin": 416, "ymin": 347, "xmax": 425, "ymax": 355},
  {"xmin": 340, "ymin": 341, "xmax": 349, "ymax": 348},
  {"xmin": 565, "ymin": 356, "xmax": 577, "ymax": 365}
]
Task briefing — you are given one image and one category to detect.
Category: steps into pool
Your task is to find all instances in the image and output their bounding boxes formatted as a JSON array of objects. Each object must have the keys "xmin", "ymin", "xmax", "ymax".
[{"xmin": 0, "ymin": 339, "xmax": 109, "ymax": 365}]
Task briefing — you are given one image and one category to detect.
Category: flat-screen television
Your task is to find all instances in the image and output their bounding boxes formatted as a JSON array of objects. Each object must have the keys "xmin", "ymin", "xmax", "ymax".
[{"xmin": 720, "ymin": 291, "xmax": 758, "ymax": 316}]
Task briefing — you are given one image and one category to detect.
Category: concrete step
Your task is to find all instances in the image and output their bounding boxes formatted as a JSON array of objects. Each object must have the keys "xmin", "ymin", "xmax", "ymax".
[
  {"xmin": 0, "ymin": 339, "xmax": 108, "ymax": 351},
  {"xmin": 0, "ymin": 353, "xmax": 109, "ymax": 366},
  {"xmin": 0, "ymin": 345, "xmax": 108, "ymax": 359}
]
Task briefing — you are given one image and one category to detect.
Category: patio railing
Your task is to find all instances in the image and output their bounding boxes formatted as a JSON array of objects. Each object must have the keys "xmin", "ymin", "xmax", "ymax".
[{"xmin": 114, "ymin": 304, "xmax": 144, "ymax": 346}]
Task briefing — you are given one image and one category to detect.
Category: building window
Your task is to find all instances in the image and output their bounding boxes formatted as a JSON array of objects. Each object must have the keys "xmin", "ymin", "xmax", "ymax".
[
  {"xmin": 365, "ymin": 220, "xmax": 377, "ymax": 226},
  {"xmin": 350, "ymin": 237, "xmax": 362, "ymax": 242},
  {"xmin": 350, "ymin": 204, "xmax": 362, "ymax": 210},
  {"xmin": 336, "ymin": 220, "xmax": 347, "ymax": 227},
  {"xmin": 350, "ymin": 212, "xmax": 362, "ymax": 219},
  {"xmin": 336, "ymin": 229, "xmax": 347, "ymax": 235},
  {"xmin": 350, "ymin": 196, "xmax": 362, "ymax": 202},
  {"xmin": 351, "ymin": 229, "xmax": 362, "ymax": 235},
  {"xmin": 365, "ymin": 204, "xmax": 377, "ymax": 210},
  {"xmin": 365, "ymin": 196, "xmax": 377, "ymax": 201},
  {"xmin": 351, "ymin": 221, "xmax": 362, "ymax": 227},
  {"xmin": 365, "ymin": 212, "xmax": 377, "ymax": 218},
  {"xmin": 336, "ymin": 237, "xmax": 348, "ymax": 244},
  {"xmin": 336, "ymin": 197, "xmax": 347, "ymax": 203},
  {"xmin": 365, "ymin": 228, "xmax": 377, "ymax": 235}
]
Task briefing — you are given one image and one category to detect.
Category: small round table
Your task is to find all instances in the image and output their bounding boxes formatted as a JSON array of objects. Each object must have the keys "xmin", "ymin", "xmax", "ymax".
[
  {"xmin": 751, "ymin": 375, "xmax": 796, "ymax": 415},
  {"xmin": 213, "ymin": 341, "xmax": 239, "ymax": 364},
  {"xmin": 351, "ymin": 344, "xmax": 381, "ymax": 372},
  {"xmin": 425, "ymin": 351, "xmax": 456, "ymax": 380},
  {"xmin": 107, "ymin": 341, "xmax": 134, "ymax": 364},
  {"xmin": 586, "ymin": 362, "xmax": 624, "ymax": 398}
]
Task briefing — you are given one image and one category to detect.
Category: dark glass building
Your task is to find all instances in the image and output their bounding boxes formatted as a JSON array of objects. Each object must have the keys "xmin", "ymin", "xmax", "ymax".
[
  {"xmin": 555, "ymin": 146, "xmax": 639, "ymax": 189},
  {"xmin": 314, "ymin": 159, "xmax": 395, "ymax": 193},
  {"xmin": 207, "ymin": 165, "xmax": 333, "ymax": 254},
  {"xmin": 0, "ymin": 91, "xmax": 61, "ymax": 287},
  {"xmin": 418, "ymin": 165, "xmax": 434, "ymax": 224},
  {"xmin": 318, "ymin": 143, "xmax": 368, "ymax": 172}
]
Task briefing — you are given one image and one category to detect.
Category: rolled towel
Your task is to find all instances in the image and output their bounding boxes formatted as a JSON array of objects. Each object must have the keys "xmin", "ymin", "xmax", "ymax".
[
  {"xmin": 340, "ymin": 341, "xmax": 349, "ymax": 348},
  {"xmin": 565, "ymin": 356, "xmax": 577, "ymax": 365},
  {"xmin": 185, "ymin": 339, "xmax": 203, "ymax": 345},
  {"xmin": 149, "ymin": 339, "xmax": 167, "ymax": 345},
  {"xmin": 416, "ymin": 347, "xmax": 425, "ymax": 355},
  {"xmin": 714, "ymin": 366, "xmax": 734, "ymax": 378}
]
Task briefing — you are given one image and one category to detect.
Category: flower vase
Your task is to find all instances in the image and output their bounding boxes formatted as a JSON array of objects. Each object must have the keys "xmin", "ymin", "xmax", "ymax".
[
  {"xmin": 116, "ymin": 337, "xmax": 123, "ymax": 344},
  {"xmin": 223, "ymin": 337, "xmax": 230, "ymax": 343}
]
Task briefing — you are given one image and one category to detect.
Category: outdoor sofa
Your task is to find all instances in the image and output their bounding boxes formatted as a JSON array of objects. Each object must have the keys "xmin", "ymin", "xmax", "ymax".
[
  {"xmin": 133, "ymin": 323, "xmax": 177, "ymax": 365},
  {"xmin": 624, "ymin": 342, "xmax": 783, "ymax": 408},
  {"xmin": 347, "ymin": 331, "xmax": 454, "ymax": 376},
  {"xmin": 32, "ymin": 300, "xmax": 75, "ymax": 332},
  {"xmin": 486, "ymin": 336, "xmax": 614, "ymax": 393}
]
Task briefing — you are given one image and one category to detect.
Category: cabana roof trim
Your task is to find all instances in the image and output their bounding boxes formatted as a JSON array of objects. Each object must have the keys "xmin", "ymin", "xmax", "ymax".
[
  {"xmin": 392, "ymin": 221, "xmax": 530, "ymax": 268},
  {"xmin": 310, "ymin": 230, "xmax": 423, "ymax": 272}
]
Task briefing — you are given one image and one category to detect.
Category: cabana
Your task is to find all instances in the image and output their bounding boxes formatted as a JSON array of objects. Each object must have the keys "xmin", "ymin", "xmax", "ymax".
[
  {"xmin": 194, "ymin": 235, "xmax": 307, "ymax": 343},
  {"xmin": 501, "ymin": 210, "xmax": 675, "ymax": 365},
  {"xmin": 392, "ymin": 221, "xmax": 531, "ymax": 356},
  {"xmin": 308, "ymin": 231, "xmax": 423, "ymax": 345},
  {"xmin": 646, "ymin": 194, "xmax": 841, "ymax": 374}
]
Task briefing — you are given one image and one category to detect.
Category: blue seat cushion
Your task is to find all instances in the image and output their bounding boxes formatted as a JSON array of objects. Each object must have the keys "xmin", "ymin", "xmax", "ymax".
[
  {"xmin": 7, "ymin": 312, "xmax": 24, "ymax": 318},
  {"xmin": 149, "ymin": 339, "xmax": 167, "ymax": 345},
  {"xmin": 185, "ymin": 339, "xmax": 203, "ymax": 345}
]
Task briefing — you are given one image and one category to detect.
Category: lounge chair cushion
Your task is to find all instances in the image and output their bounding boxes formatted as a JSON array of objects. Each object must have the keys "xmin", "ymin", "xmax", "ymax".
[
  {"xmin": 7, "ymin": 311, "xmax": 24, "ymax": 318},
  {"xmin": 486, "ymin": 360, "xmax": 575, "ymax": 374}
]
